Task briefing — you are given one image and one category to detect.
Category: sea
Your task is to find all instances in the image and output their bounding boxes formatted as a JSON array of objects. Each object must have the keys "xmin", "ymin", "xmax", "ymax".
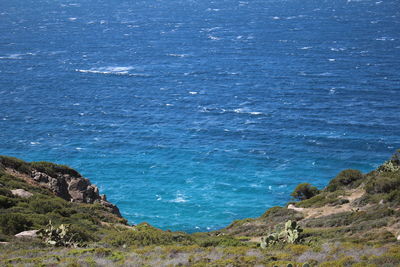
[{"xmin": 0, "ymin": 0, "xmax": 399, "ymax": 232}]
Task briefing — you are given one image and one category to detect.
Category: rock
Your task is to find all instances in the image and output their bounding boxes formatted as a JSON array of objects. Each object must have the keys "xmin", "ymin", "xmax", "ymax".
[
  {"xmin": 287, "ymin": 204, "xmax": 304, "ymax": 212},
  {"xmin": 101, "ymin": 200, "xmax": 122, "ymax": 217},
  {"xmin": 397, "ymin": 234, "xmax": 400, "ymax": 241},
  {"xmin": 30, "ymin": 168, "xmax": 121, "ymax": 216},
  {"xmin": 15, "ymin": 230, "xmax": 38, "ymax": 238},
  {"xmin": 11, "ymin": 189, "xmax": 33, "ymax": 198}
]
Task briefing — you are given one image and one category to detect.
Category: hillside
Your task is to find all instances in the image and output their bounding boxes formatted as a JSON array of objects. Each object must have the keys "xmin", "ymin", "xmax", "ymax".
[{"xmin": 0, "ymin": 152, "xmax": 399, "ymax": 266}]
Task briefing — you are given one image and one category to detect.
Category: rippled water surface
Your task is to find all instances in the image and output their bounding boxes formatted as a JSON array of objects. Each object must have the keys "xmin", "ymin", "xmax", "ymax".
[{"xmin": 1, "ymin": 0, "xmax": 399, "ymax": 231}]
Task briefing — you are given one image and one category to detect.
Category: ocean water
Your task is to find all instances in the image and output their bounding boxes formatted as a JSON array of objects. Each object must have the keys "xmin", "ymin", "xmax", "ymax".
[{"xmin": 0, "ymin": 0, "xmax": 399, "ymax": 232}]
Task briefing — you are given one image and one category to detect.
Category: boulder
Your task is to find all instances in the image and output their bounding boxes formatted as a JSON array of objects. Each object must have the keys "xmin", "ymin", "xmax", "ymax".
[
  {"xmin": 15, "ymin": 230, "xmax": 38, "ymax": 238},
  {"xmin": 11, "ymin": 189, "xmax": 33, "ymax": 198}
]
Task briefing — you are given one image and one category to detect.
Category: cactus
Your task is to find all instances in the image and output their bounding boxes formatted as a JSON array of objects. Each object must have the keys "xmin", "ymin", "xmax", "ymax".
[
  {"xmin": 303, "ymin": 264, "xmax": 310, "ymax": 267},
  {"xmin": 260, "ymin": 232, "xmax": 279, "ymax": 248},
  {"xmin": 287, "ymin": 264, "xmax": 293, "ymax": 267},
  {"xmin": 260, "ymin": 236, "xmax": 267, "ymax": 249},
  {"xmin": 260, "ymin": 220, "xmax": 303, "ymax": 248},
  {"xmin": 282, "ymin": 220, "xmax": 303, "ymax": 244},
  {"xmin": 37, "ymin": 220, "xmax": 80, "ymax": 247},
  {"xmin": 378, "ymin": 160, "xmax": 400, "ymax": 173}
]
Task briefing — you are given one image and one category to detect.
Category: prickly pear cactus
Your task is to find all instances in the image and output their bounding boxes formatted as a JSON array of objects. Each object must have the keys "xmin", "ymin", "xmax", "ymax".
[
  {"xmin": 37, "ymin": 220, "xmax": 80, "ymax": 247},
  {"xmin": 283, "ymin": 220, "xmax": 303, "ymax": 244},
  {"xmin": 260, "ymin": 220, "xmax": 303, "ymax": 248},
  {"xmin": 260, "ymin": 236, "xmax": 267, "ymax": 249}
]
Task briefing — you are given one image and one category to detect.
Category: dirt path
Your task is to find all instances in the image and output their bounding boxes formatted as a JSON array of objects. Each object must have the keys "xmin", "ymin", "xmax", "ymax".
[{"xmin": 287, "ymin": 188, "xmax": 365, "ymax": 219}]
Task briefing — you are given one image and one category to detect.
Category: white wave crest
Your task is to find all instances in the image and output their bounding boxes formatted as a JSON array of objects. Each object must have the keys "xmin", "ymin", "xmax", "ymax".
[
  {"xmin": 76, "ymin": 66, "xmax": 149, "ymax": 77},
  {"xmin": 167, "ymin": 53, "xmax": 188, "ymax": 57},
  {"xmin": 170, "ymin": 193, "xmax": 188, "ymax": 203},
  {"xmin": 234, "ymin": 108, "xmax": 263, "ymax": 116}
]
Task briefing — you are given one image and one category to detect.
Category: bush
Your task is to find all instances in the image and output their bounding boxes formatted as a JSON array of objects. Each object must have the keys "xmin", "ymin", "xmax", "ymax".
[
  {"xmin": 0, "ymin": 188, "xmax": 13, "ymax": 197},
  {"xmin": 0, "ymin": 213, "xmax": 33, "ymax": 235},
  {"xmin": 30, "ymin": 161, "xmax": 80, "ymax": 177},
  {"xmin": 365, "ymin": 175, "xmax": 400, "ymax": 194},
  {"xmin": 326, "ymin": 169, "xmax": 364, "ymax": 192},
  {"xmin": 103, "ymin": 223, "xmax": 193, "ymax": 247},
  {"xmin": 385, "ymin": 189, "xmax": 400, "ymax": 204},
  {"xmin": 291, "ymin": 183, "xmax": 320, "ymax": 201},
  {"xmin": 261, "ymin": 206, "xmax": 303, "ymax": 223},
  {"xmin": 29, "ymin": 197, "xmax": 65, "ymax": 214},
  {"xmin": 0, "ymin": 156, "xmax": 31, "ymax": 174},
  {"xmin": 196, "ymin": 235, "xmax": 243, "ymax": 247},
  {"xmin": 0, "ymin": 195, "xmax": 16, "ymax": 209}
]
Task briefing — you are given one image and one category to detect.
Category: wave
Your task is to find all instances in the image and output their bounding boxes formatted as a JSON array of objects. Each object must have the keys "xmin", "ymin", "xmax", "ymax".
[
  {"xmin": 0, "ymin": 52, "xmax": 36, "ymax": 60},
  {"xmin": 233, "ymin": 108, "xmax": 263, "ymax": 116},
  {"xmin": 208, "ymin": 35, "xmax": 221, "ymax": 40},
  {"xmin": 76, "ymin": 66, "xmax": 149, "ymax": 77},
  {"xmin": 169, "ymin": 193, "xmax": 188, "ymax": 203},
  {"xmin": 376, "ymin": 37, "xmax": 395, "ymax": 41},
  {"xmin": 167, "ymin": 53, "xmax": 188, "ymax": 57}
]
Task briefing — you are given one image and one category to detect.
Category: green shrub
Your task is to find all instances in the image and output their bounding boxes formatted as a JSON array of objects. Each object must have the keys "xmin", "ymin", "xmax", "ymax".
[
  {"xmin": 226, "ymin": 218, "xmax": 255, "ymax": 229},
  {"xmin": 0, "ymin": 188, "xmax": 13, "ymax": 197},
  {"xmin": 326, "ymin": 169, "xmax": 364, "ymax": 192},
  {"xmin": 30, "ymin": 161, "xmax": 80, "ymax": 177},
  {"xmin": 0, "ymin": 213, "xmax": 33, "ymax": 235},
  {"xmin": 385, "ymin": 189, "xmax": 400, "ymax": 204},
  {"xmin": 196, "ymin": 235, "xmax": 243, "ymax": 247},
  {"xmin": 296, "ymin": 194, "xmax": 326, "ymax": 208},
  {"xmin": 0, "ymin": 195, "xmax": 16, "ymax": 209},
  {"xmin": 29, "ymin": 198, "xmax": 65, "ymax": 214},
  {"xmin": 68, "ymin": 224, "xmax": 95, "ymax": 242},
  {"xmin": 103, "ymin": 223, "xmax": 193, "ymax": 247},
  {"xmin": 0, "ymin": 156, "xmax": 31, "ymax": 174},
  {"xmin": 365, "ymin": 175, "xmax": 400, "ymax": 194},
  {"xmin": 291, "ymin": 183, "xmax": 319, "ymax": 201},
  {"xmin": 261, "ymin": 206, "xmax": 303, "ymax": 221}
]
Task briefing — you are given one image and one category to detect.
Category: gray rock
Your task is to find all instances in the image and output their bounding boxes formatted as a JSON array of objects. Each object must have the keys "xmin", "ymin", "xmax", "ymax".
[
  {"xmin": 30, "ymin": 169, "xmax": 121, "ymax": 216},
  {"xmin": 11, "ymin": 189, "xmax": 33, "ymax": 198},
  {"xmin": 15, "ymin": 230, "xmax": 38, "ymax": 238}
]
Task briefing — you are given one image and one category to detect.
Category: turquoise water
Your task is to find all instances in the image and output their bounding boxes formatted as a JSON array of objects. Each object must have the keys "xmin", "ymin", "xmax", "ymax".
[{"xmin": 0, "ymin": 0, "xmax": 399, "ymax": 232}]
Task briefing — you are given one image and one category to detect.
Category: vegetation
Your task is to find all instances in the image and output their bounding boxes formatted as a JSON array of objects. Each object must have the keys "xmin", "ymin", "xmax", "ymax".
[
  {"xmin": 38, "ymin": 221, "xmax": 82, "ymax": 247},
  {"xmin": 260, "ymin": 220, "xmax": 304, "ymax": 248},
  {"xmin": 291, "ymin": 183, "xmax": 320, "ymax": 200},
  {"xmin": 326, "ymin": 169, "xmax": 364, "ymax": 192},
  {"xmin": 1, "ymin": 152, "xmax": 400, "ymax": 266}
]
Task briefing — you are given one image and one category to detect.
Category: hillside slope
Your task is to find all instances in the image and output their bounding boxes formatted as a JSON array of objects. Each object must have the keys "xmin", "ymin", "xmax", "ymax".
[{"xmin": 0, "ymin": 152, "xmax": 399, "ymax": 266}]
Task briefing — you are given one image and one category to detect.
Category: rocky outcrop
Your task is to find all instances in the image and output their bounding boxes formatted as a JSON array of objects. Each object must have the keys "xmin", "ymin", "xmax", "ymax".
[
  {"xmin": 0, "ymin": 156, "xmax": 122, "ymax": 217},
  {"xmin": 30, "ymin": 169, "xmax": 121, "ymax": 217}
]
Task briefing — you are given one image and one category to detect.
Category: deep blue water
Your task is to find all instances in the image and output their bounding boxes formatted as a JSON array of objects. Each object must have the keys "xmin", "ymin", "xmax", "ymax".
[{"xmin": 1, "ymin": 0, "xmax": 399, "ymax": 232}]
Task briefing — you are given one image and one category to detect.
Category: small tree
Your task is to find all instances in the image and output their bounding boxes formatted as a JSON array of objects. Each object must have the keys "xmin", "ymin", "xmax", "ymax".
[{"xmin": 291, "ymin": 183, "xmax": 319, "ymax": 201}]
